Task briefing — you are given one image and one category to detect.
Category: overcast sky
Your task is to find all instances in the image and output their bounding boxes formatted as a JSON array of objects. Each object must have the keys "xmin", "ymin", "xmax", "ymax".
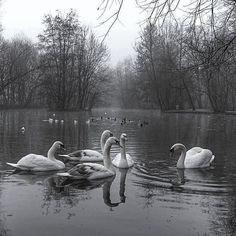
[{"xmin": 1, "ymin": 0, "xmax": 143, "ymax": 66}]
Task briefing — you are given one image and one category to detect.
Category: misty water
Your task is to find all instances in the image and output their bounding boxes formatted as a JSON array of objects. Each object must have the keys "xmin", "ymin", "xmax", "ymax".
[{"xmin": 0, "ymin": 108, "xmax": 236, "ymax": 236}]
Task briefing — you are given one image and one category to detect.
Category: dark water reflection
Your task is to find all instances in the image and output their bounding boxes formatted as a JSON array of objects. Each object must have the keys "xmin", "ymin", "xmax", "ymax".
[{"xmin": 0, "ymin": 108, "xmax": 236, "ymax": 235}]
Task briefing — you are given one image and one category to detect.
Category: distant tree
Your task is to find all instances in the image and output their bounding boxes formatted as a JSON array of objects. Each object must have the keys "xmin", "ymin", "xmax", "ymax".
[
  {"xmin": 112, "ymin": 58, "xmax": 139, "ymax": 108},
  {"xmin": 38, "ymin": 9, "xmax": 109, "ymax": 110},
  {"xmin": 0, "ymin": 37, "xmax": 40, "ymax": 107}
]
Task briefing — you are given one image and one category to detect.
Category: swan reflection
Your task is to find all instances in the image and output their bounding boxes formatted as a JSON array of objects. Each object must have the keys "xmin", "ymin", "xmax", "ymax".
[
  {"xmin": 119, "ymin": 168, "xmax": 129, "ymax": 203},
  {"xmin": 42, "ymin": 167, "xmax": 130, "ymax": 212},
  {"xmin": 174, "ymin": 167, "xmax": 215, "ymax": 185}
]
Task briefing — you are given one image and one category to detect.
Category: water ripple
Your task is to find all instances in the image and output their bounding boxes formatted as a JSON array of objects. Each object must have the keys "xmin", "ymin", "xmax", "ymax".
[{"xmin": 132, "ymin": 163, "xmax": 236, "ymax": 195}]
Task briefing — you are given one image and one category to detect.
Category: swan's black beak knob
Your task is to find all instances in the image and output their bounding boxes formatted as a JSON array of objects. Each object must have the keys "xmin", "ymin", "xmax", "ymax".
[
  {"xmin": 169, "ymin": 148, "xmax": 174, "ymax": 157},
  {"xmin": 61, "ymin": 144, "xmax": 66, "ymax": 150}
]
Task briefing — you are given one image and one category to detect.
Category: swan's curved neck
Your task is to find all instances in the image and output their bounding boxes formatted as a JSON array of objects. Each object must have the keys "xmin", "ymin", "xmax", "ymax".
[
  {"xmin": 103, "ymin": 142, "xmax": 113, "ymax": 169},
  {"xmin": 47, "ymin": 145, "xmax": 57, "ymax": 161},
  {"xmin": 177, "ymin": 147, "xmax": 187, "ymax": 169},
  {"xmin": 101, "ymin": 133, "xmax": 107, "ymax": 153},
  {"xmin": 120, "ymin": 139, "xmax": 126, "ymax": 160}
]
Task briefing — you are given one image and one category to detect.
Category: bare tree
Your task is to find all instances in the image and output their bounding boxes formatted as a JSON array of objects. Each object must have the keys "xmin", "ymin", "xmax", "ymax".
[{"xmin": 38, "ymin": 9, "xmax": 109, "ymax": 110}]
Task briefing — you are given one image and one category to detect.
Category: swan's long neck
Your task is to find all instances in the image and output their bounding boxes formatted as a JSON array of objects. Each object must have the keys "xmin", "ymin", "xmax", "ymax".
[
  {"xmin": 101, "ymin": 133, "xmax": 107, "ymax": 154},
  {"xmin": 47, "ymin": 145, "xmax": 57, "ymax": 161},
  {"xmin": 120, "ymin": 139, "xmax": 127, "ymax": 160},
  {"xmin": 177, "ymin": 147, "xmax": 187, "ymax": 169},
  {"xmin": 103, "ymin": 142, "xmax": 114, "ymax": 170}
]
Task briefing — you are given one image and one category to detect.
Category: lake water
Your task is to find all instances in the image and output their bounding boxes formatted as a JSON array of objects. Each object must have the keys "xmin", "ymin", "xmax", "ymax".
[{"xmin": 0, "ymin": 108, "xmax": 236, "ymax": 236}]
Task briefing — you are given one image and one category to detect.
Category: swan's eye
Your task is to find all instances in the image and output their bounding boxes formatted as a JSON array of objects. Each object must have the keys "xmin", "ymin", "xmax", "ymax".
[
  {"xmin": 60, "ymin": 144, "xmax": 65, "ymax": 149},
  {"xmin": 110, "ymin": 132, "xmax": 113, "ymax": 137},
  {"xmin": 170, "ymin": 147, "xmax": 174, "ymax": 153}
]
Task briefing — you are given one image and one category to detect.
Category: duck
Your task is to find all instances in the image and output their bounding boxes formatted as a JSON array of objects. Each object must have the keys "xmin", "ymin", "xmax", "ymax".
[
  {"xmin": 20, "ymin": 127, "xmax": 25, "ymax": 133},
  {"xmin": 170, "ymin": 143, "xmax": 215, "ymax": 169},
  {"xmin": 59, "ymin": 130, "xmax": 113, "ymax": 162},
  {"xmin": 57, "ymin": 137, "xmax": 121, "ymax": 180},
  {"xmin": 6, "ymin": 141, "xmax": 65, "ymax": 171},
  {"xmin": 112, "ymin": 133, "xmax": 134, "ymax": 168}
]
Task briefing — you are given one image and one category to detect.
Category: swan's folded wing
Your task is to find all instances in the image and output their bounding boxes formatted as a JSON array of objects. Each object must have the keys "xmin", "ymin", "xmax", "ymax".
[
  {"xmin": 185, "ymin": 149, "xmax": 213, "ymax": 168},
  {"xmin": 67, "ymin": 150, "xmax": 85, "ymax": 158},
  {"xmin": 17, "ymin": 154, "xmax": 56, "ymax": 170},
  {"xmin": 68, "ymin": 163, "xmax": 107, "ymax": 178},
  {"xmin": 187, "ymin": 147, "xmax": 203, "ymax": 156},
  {"xmin": 82, "ymin": 149, "xmax": 102, "ymax": 158}
]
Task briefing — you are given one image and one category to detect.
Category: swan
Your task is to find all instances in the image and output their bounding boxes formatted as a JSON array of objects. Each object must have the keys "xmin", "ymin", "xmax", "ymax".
[
  {"xmin": 59, "ymin": 130, "xmax": 113, "ymax": 162},
  {"xmin": 112, "ymin": 133, "xmax": 134, "ymax": 168},
  {"xmin": 170, "ymin": 143, "xmax": 215, "ymax": 169},
  {"xmin": 57, "ymin": 137, "xmax": 121, "ymax": 180},
  {"xmin": 6, "ymin": 141, "xmax": 65, "ymax": 171}
]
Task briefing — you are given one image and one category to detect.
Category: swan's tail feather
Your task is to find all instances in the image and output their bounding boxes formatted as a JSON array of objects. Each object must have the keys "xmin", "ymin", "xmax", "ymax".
[
  {"xmin": 57, "ymin": 172, "xmax": 71, "ymax": 177},
  {"xmin": 210, "ymin": 155, "xmax": 215, "ymax": 164},
  {"xmin": 6, "ymin": 162, "xmax": 18, "ymax": 168}
]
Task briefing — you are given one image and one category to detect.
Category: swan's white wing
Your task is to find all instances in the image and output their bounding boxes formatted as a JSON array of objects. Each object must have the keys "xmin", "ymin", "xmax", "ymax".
[
  {"xmin": 112, "ymin": 153, "xmax": 121, "ymax": 166},
  {"xmin": 81, "ymin": 150, "xmax": 103, "ymax": 162},
  {"xmin": 112, "ymin": 153, "xmax": 134, "ymax": 168},
  {"xmin": 185, "ymin": 148, "xmax": 214, "ymax": 168},
  {"xmin": 126, "ymin": 154, "xmax": 134, "ymax": 165},
  {"xmin": 60, "ymin": 150, "xmax": 84, "ymax": 160},
  {"xmin": 13, "ymin": 154, "xmax": 46, "ymax": 170},
  {"xmin": 187, "ymin": 147, "xmax": 203, "ymax": 156},
  {"xmin": 14, "ymin": 154, "xmax": 62, "ymax": 171},
  {"xmin": 60, "ymin": 149, "xmax": 103, "ymax": 162}
]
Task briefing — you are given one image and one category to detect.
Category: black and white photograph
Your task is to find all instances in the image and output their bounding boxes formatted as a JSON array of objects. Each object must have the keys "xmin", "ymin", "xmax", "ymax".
[{"xmin": 0, "ymin": 0, "xmax": 235, "ymax": 235}]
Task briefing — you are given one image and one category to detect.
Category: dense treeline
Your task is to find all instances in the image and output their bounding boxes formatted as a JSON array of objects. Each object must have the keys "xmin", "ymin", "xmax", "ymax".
[
  {"xmin": 109, "ymin": 0, "xmax": 236, "ymax": 112},
  {"xmin": 1, "ymin": 2, "xmax": 236, "ymax": 112},
  {"xmin": 111, "ymin": 20, "xmax": 236, "ymax": 112},
  {"xmin": 0, "ymin": 10, "xmax": 109, "ymax": 110}
]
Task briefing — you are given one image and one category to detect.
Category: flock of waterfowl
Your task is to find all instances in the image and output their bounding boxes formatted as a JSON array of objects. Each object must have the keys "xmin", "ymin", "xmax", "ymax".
[
  {"xmin": 40, "ymin": 113, "xmax": 150, "ymax": 128},
  {"xmin": 6, "ymin": 120, "xmax": 215, "ymax": 181}
]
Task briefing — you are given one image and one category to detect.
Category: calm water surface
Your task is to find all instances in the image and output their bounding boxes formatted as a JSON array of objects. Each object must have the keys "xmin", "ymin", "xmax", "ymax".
[{"xmin": 0, "ymin": 108, "xmax": 236, "ymax": 236}]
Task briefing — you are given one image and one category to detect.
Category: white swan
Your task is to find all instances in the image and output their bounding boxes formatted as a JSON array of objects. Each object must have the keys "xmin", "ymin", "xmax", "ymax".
[
  {"xmin": 59, "ymin": 130, "xmax": 113, "ymax": 162},
  {"xmin": 6, "ymin": 141, "xmax": 65, "ymax": 171},
  {"xmin": 170, "ymin": 143, "xmax": 215, "ymax": 169},
  {"xmin": 57, "ymin": 137, "xmax": 121, "ymax": 180},
  {"xmin": 112, "ymin": 133, "xmax": 134, "ymax": 168}
]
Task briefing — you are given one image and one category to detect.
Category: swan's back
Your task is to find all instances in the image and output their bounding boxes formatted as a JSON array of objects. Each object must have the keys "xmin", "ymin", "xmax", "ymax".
[
  {"xmin": 10, "ymin": 154, "xmax": 64, "ymax": 171},
  {"xmin": 185, "ymin": 148, "xmax": 214, "ymax": 168},
  {"xmin": 62, "ymin": 149, "xmax": 103, "ymax": 162}
]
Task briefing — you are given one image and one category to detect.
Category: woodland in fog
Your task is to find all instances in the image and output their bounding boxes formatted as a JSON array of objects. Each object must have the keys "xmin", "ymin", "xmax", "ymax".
[{"xmin": 0, "ymin": 0, "xmax": 235, "ymax": 112}]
